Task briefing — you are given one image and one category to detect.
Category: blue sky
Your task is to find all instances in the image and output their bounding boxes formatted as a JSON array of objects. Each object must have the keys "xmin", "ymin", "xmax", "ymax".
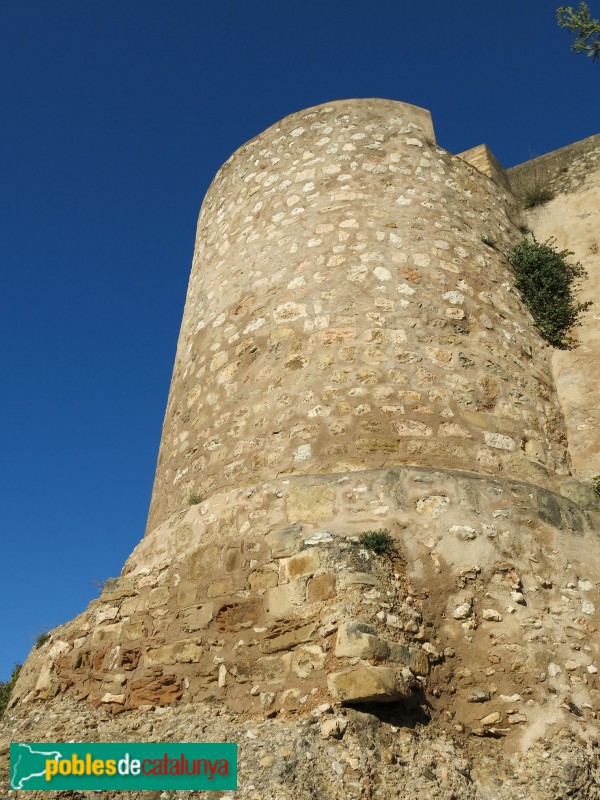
[{"xmin": 1, "ymin": 0, "xmax": 599, "ymax": 681}]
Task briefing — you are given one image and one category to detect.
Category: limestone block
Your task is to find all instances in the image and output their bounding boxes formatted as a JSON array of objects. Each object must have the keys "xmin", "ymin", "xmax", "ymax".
[
  {"xmin": 233, "ymin": 653, "xmax": 292, "ymax": 684},
  {"xmin": 307, "ymin": 573, "xmax": 336, "ymax": 602},
  {"xmin": 338, "ymin": 572, "xmax": 380, "ymax": 588},
  {"xmin": 207, "ymin": 578, "xmax": 234, "ymax": 598},
  {"xmin": 96, "ymin": 607, "xmax": 120, "ymax": 624},
  {"xmin": 335, "ymin": 622, "xmax": 389, "ymax": 661},
  {"xmin": 387, "ymin": 642, "xmax": 430, "ymax": 676},
  {"xmin": 328, "ymin": 666, "xmax": 415, "ymax": 703},
  {"xmin": 124, "ymin": 619, "xmax": 146, "ymax": 640},
  {"xmin": 145, "ymin": 587, "xmax": 170, "ymax": 610},
  {"xmin": 176, "ymin": 581, "xmax": 198, "ymax": 608},
  {"xmin": 265, "ymin": 580, "xmax": 305, "ymax": 619},
  {"xmin": 266, "ymin": 524, "xmax": 304, "ymax": 558},
  {"xmin": 100, "ymin": 577, "xmax": 138, "ymax": 603},
  {"xmin": 279, "ymin": 548, "xmax": 320, "ymax": 583},
  {"xmin": 91, "ymin": 622, "xmax": 124, "ymax": 646},
  {"xmin": 100, "ymin": 692, "xmax": 125, "ymax": 705},
  {"xmin": 248, "ymin": 565, "xmax": 279, "ymax": 590},
  {"xmin": 260, "ymin": 620, "xmax": 317, "ymax": 654},
  {"xmin": 286, "ymin": 485, "xmax": 335, "ymax": 523},
  {"xmin": 188, "ymin": 543, "xmax": 221, "ymax": 580},
  {"xmin": 174, "ymin": 524, "xmax": 195, "ymax": 550},
  {"xmin": 179, "ymin": 603, "xmax": 214, "ymax": 632},
  {"xmin": 223, "ymin": 547, "xmax": 244, "ymax": 573},
  {"xmin": 145, "ymin": 638, "xmax": 204, "ymax": 666}
]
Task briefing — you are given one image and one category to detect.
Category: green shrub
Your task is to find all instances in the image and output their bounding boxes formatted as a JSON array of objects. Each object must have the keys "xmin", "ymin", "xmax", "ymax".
[
  {"xmin": 357, "ymin": 529, "xmax": 395, "ymax": 555},
  {"xmin": 188, "ymin": 492, "xmax": 204, "ymax": 505},
  {"xmin": 35, "ymin": 632, "xmax": 50, "ymax": 649},
  {"xmin": 592, "ymin": 476, "xmax": 600, "ymax": 497},
  {"xmin": 508, "ymin": 237, "xmax": 591, "ymax": 349},
  {"xmin": 0, "ymin": 664, "xmax": 22, "ymax": 718},
  {"xmin": 522, "ymin": 185, "xmax": 554, "ymax": 209}
]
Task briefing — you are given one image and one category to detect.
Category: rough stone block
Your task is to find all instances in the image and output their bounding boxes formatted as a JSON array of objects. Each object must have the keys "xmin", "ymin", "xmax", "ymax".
[
  {"xmin": 266, "ymin": 524, "xmax": 304, "ymax": 558},
  {"xmin": 286, "ymin": 485, "xmax": 335, "ymax": 523},
  {"xmin": 215, "ymin": 598, "xmax": 262, "ymax": 631},
  {"xmin": 145, "ymin": 638, "xmax": 204, "ymax": 666},
  {"xmin": 328, "ymin": 666, "xmax": 414, "ymax": 703},
  {"xmin": 338, "ymin": 572, "xmax": 380, "ymax": 588},
  {"xmin": 260, "ymin": 620, "xmax": 317, "ymax": 654},
  {"xmin": 248, "ymin": 565, "xmax": 279, "ymax": 590},
  {"xmin": 176, "ymin": 581, "xmax": 197, "ymax": 608},
  {"xmin": 233, "ymin": 653, "xmax": 292, "ymax": 684},
  {"xmin": 307, "ymin": 573, "xmax": 336, "ymax": 602},
  {"xmin": 124, "ymin": 619, "xmax": 145, "ymax": 641},
  {"xmin": 129, "ymin": 675, "xmax": 182, "ymax": 708},
  {"xmin": 279, "ymin": 548, "xmax": 320, "ymax": 583},
  {"xmin": 91, "ymin": 622, "xmax": 124, "ymax": 646},
  {"xmin": 223, "ymin": 547, "xmax": 244, "ymax": 573},
  {"xmin": 207, "ymin": 578, "xmax": 234, "ymax": 598},
  {"xmin": 387, "ymin": 642, "xmax": 430, "ymax": 676},
  {"xmin": 265, "ymin": 581, "xmax": 305, "ymax": 619},
  {"xmin": 335, "ymin": 622, "xmax": 389, "ymax": 661},
  {"xmin": 179, "ymin": 603, "xmax": 213, "ymax": 632},
  {"xmin": 145, "ymin": 587, "xmax": 171, "ymax": 610}
]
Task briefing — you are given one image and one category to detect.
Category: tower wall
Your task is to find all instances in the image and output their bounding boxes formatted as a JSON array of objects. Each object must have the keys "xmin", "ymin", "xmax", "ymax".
[
  {"xmin": 6, "ymin": 103, "xmax": 600, "ymax": 800},
  {"xmin": 147, "ymin": 99, "xmax": 568, "ymax": 533}
]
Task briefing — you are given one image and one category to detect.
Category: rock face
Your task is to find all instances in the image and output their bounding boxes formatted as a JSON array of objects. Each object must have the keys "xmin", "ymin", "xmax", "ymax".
[{"xmin": 2, "ymin": 99, "xmax": 600, "ymax": 799}]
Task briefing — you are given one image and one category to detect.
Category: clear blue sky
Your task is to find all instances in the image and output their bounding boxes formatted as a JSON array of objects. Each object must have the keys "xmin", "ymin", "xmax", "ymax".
[{"xmin": 1, "ymin": 0, "xmax": 599, "ymax": 681}]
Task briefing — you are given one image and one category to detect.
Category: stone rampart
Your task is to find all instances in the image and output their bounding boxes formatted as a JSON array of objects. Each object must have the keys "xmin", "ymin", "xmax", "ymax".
[{"xmin": 146, "ymin": 99, "xmax": 569, "ymax": 533}]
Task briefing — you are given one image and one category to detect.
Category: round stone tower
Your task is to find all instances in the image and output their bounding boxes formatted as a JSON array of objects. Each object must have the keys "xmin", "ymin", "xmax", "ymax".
[
  {"xmin": 147, "ymin": 98, "xmax": 568, "ymax": 533},
  {"xmin": 6, "ymin": 101, "xmax": 600, "ymax": 800}
]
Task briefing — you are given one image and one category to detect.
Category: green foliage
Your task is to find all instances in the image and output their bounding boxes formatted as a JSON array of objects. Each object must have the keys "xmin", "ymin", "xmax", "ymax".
[
  {"xmin": 508, "ymin": 237, "xmax": 591, "ymax": 349},
  {"xmin": 357, "ymin": 529, "xmax": 395, "ymax": 555},
  {"xmin": 592, "ymin": 475, "xmax": 600, "ymax": 496},
  {"xmin": 188, "ymin": 492, "xmax": 204, "ymax": 505},
  {"xmin": 522, "ymin": 184, "xmax": 554, "ymax": 209},
  {"xmin": 0, "ymin": 664, "xmax": 22, "ymax": 718},
  {"xmin": 557, "ymin": 3, "xmax": 600, "ymax": 60},
  {"xmin": 35, "ymin": 632, "xmax": 50, "ymax": 648}
]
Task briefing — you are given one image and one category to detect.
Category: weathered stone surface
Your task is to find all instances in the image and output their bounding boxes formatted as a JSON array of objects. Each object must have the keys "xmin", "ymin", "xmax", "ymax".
[
  {"xmin": 145, "ymin": 638, "xmax": 203, "ymax": 666},
  {"xmin": 6, "ymin": 99, "xmax": 600, "ymax": 800},
  {"xmin": 307, "ymin": 573, "xmax": 336, "ymax": 602},
  {"xmin": 328, "ymin": 666, "xmax": 415, "ymax": 703},
  {"xmin": 265, "ymin": 581, "xmax": 305, "ymax": 619},
  {"xmin": 128, "ymin": 675, "xmax": 183, "ymax": 708},
  {"xmin": 335, "ymin": 622, "xmax": 389, "ymax": 661},
  {"xmin": 260, "ymin": 620, "xmax": 317, "ymax": 654},
  {"xmin": 286, "ymin": 486, "xmax": 335, "ymax": 524},
  {"xmin": 279, "ymin": 548, "xmax": 320, "ymax": 583}
]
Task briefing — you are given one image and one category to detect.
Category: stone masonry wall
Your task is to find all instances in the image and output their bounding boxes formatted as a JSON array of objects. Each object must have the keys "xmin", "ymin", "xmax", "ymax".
[
  {"xmin": 4, "ymin": 101, "xmax": 600, "ymax": 800},
  {"xmin": 10, "ymin": 465, "xmax": 600, "ymax": 744},
  {"xmin": 146, "ymin": 99, "xmax": 570, "ymax": 534},
  {"xmin": 508, "ymin": 136, "xmax": 600, "ymax": 479}
]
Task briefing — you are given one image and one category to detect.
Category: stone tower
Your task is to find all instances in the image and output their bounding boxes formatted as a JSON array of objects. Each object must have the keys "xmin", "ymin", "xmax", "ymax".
[{"xmin": 3, "ymin": 100, "xmax": 600, "ymax": 800}]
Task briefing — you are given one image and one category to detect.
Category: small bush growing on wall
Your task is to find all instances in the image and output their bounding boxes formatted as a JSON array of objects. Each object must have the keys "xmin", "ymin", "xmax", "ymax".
[
  {"xmin": 0, "ymin": 664, "xmax": 21, "ymax": 718},
  {"xmin": 508, "ymin": 237, "xmax": 591, "ymax": 349},
  {"xmin": 358, "ymin": 529, "xmax": 395, "ymax": 555}
]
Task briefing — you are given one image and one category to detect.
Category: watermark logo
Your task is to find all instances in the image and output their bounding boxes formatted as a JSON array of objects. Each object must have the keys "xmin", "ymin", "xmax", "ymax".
[{"xmin": 10, "ymin": 742, "xmax": 237, "ymax": 790}]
